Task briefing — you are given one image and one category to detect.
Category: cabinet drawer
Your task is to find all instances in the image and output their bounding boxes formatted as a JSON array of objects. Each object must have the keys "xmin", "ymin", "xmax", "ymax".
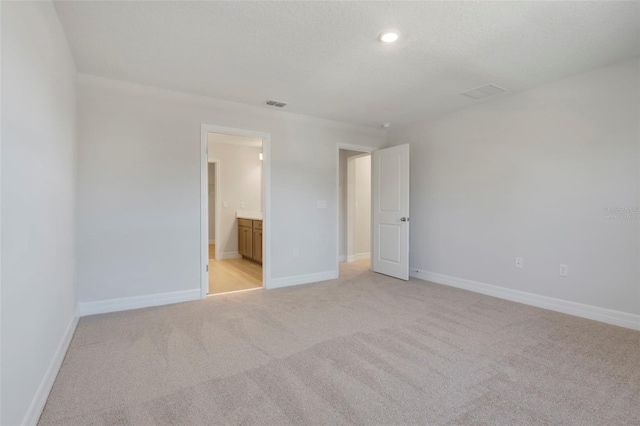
[
  {"xmin": 253, "ymin": 220, "xmax": 263, "ymax": 230},
  {"xmin": 238, "ymin": 218, "xmax": 253, "ymax": 228}
]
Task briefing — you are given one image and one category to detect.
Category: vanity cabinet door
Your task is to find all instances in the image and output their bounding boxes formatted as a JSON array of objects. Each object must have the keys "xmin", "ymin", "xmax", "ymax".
[
  {"xmin": 252, "ymin": 229, "xmax": 262, "ymax": 263},
  {"xmin": 238, "ymin": 225, "xmax": 252, "ymax": 258},
  {"xmin": 238, "ymin": 219, "xmax": 262, "ymax": 264}
]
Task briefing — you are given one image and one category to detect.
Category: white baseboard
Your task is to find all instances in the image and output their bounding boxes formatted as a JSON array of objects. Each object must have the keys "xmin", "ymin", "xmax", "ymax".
[
  {"xmin": 347, "ymin": 255, "xmax": 357, "ymax": 263},
  {"xmin": 78, "ymin": 289, "xmax": 201, "ymax": 316},
  {"xmin": 268, "ymin": 270, "xmax": 338, "ymax": 289},
  {"xmin": 23, "ymin": 313, "xmax": 79, "ymax": 426},
  {"xmin": 339, "ymin": 255, "xmax": 346, "ymax": 262},
  {"xmin": 355, "ymin": 252, "xmax": 370, "ymax": 260},
  {"xmin": 411, "ymin": 269, "xmax": 640, "ymax": 331},
  {"xmin": 218, "ymin": 251, "xmax": 241, "ymax": 260}
]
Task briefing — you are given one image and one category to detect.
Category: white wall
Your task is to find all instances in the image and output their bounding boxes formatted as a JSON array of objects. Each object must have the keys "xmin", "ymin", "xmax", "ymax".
[
  {"xmin": 76, "ymin": 75, "xmax": 387, "ymax": 303},
  {"xmin": 339, "ymin": 151, "xmax": 371, "ymax": 262},
  {"xmin": 208, "ymin": 140, "xmax": 262, "ymax": 257},
  {"xmin": 354, "ymin": 155, "xmax": 371, "ymax": 257},
  {"xmin": 388, "ymin": 58, "xmax": 640, "ymax": 317},
  {"xmin": 1, "ymin": 2, "xmax": 78, "ymax": 425},
  {"xmin": 208, "ymin": 163, "xmax": 215, "ymax": 243},
  {"xmin": 346, "ymin": 156, "xmax": 357, "ymax": 261},
  {"xmin": 338, "ymin": 149, "xmax": 361, "ymax": 260}
]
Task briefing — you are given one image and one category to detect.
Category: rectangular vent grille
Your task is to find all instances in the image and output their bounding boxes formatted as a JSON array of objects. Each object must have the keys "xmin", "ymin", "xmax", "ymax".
[
  {"xmin": 265, "ymin": 99, "xmax": 287, "ymax": 108},
  {"xmin": 461, "ymin": 84, "xmax": 506, "ymax": 99}
]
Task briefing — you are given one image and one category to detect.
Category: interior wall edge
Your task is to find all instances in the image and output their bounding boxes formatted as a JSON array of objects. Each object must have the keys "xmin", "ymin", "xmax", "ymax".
[
  {"xmin": 412, "ymin": 269, "xmax": 640, "ymax": 331},
  {"xmin": 78, "ymin": 289, "xmax": 201, "ymax": 317},
  {"xmin": 267, "ymin": 270, "xmax": 338, "ymax": 290},
  {"xmin": 22, "ymin": 314, "xmax": 80, "ymax": 426}
]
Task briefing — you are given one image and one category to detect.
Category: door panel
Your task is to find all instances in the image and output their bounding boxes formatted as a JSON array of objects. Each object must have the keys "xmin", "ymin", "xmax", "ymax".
[
  {"xmin": 372, "ymin": 144, "xmax": 410, "ymax": 280},
  {"xmin": 378, "ymin": 224, "xmax": 401, "ymax": 263},
  {"xmin": 379, "ymin": 155, "xmax": 402, "ymax": 212}
]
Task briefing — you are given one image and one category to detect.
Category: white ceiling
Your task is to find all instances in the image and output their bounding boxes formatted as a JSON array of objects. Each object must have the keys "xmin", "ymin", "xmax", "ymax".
[{"xmin": 54, "ymin": 1, "xmax": 640, "ymax": 127}]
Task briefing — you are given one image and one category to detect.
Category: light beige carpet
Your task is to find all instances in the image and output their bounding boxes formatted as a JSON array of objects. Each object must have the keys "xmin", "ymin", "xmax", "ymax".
[{"xmin": 40, "ymin": 262, "xmax": 640, "ymax": 425}]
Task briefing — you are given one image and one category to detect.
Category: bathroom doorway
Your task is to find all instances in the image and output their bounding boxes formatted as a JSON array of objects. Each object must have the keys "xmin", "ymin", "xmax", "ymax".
[
  {"xmin": 338, "ymin": 147, "xmax": 373, "ymax": 276},
  {"xmin": 201, "ymin": 125, "xmax": 270, "ymax": 297}
]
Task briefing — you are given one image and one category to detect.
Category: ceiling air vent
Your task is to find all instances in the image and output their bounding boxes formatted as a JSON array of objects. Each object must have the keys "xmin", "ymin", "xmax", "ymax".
[
  {"xmin": 265, "ymin": 99, "xmax": 287, "ymax": 108},
  {"xmin": 461, "ymin": 84, "xmax": 506, "ymax": 100}
]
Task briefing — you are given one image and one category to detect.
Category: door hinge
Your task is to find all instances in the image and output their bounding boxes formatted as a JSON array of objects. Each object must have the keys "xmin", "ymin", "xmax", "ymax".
[{"xmin": 206, "ymin": 265, "xmax": 209, "ymax": 272}]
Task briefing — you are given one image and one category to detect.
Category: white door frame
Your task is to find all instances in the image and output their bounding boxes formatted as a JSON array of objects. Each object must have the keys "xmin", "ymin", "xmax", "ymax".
[
  {"xmin": 336, "ymin": 143, "xmax": 375, "ymax": 275},
  {"xmin": 201, "ymin": 124, "xmax": 271, "ymax": 298}
]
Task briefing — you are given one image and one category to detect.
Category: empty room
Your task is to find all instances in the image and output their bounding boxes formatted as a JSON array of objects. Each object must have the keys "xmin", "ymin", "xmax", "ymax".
[{"xmin": 1, "ymin": 1, "xmax": 639, "ymax": 425}]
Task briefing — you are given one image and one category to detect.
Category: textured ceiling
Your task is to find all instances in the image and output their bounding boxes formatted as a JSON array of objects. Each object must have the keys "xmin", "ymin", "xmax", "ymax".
[{"xmin": 54, "ymin": 1, "xmax": 640, "ymax": 127}]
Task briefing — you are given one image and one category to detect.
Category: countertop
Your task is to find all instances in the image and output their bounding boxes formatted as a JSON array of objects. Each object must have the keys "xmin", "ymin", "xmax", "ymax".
[{"xmin": 237, "ymin": 210, "xmax": 263, "ymax": 220}]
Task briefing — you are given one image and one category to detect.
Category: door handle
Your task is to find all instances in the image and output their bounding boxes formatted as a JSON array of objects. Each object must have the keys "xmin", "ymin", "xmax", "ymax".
[{"xmin": 400, "ymin": 217, "xmax": 410, "ymax": 222}]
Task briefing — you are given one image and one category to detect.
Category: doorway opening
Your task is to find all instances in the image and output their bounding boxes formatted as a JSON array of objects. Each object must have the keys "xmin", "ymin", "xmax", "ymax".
[
  {"xmin": 201, "ymin": 125, "xmax": 271, "ymax": 297},
  {"xmin": 338, "ymin": 146, "xmax": 373, "ymax": 277}
]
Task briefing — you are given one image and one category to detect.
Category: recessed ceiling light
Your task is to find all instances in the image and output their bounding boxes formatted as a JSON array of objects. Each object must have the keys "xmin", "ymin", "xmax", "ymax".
[{"xmin": 379, "ymin": 31, "xmax": 399, "ymax": 43}]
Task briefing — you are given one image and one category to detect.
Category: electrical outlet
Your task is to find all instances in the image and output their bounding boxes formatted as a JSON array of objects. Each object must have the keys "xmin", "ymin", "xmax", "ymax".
[
  {"xmin": 515, "ymin": 257, "xmax": 523, "ymax": 269},
  {"xmin": 559, "ymin": 264, "xmax": 568, "ymax": 277},
  {"xmin": 293, "ymin": 248, "xmax": 299, "ymax": 258},
  {"xmin": 223, "ymin": 201, "xmax": 228, "ymax": 208},
  {"xmin": 240, "ymin": 201, "xmax": 245, "ymax": 209}
]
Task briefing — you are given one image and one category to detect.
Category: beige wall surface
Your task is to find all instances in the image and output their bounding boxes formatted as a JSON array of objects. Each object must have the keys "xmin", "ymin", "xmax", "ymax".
[
  {"xmin": 208, "ymin": 141, "xmax": 262, "ymax": 256},
  {"xmin": 388, "ymin": 59, "xmax": 640, "ymax": 315},
  {"xmin": 208, "ymin": 163, "xmax": 216, "ymax": 242},
  {"xmin": 1, "ymin": 2, "xmax": 78, "ymax": 424},
  {"xmin": 76, "ymin": 74, "xmax": 387, "ymax": 302},
  {"xmin": 354, "ymin": 155, "xmax": 371, "ymax": 257}
]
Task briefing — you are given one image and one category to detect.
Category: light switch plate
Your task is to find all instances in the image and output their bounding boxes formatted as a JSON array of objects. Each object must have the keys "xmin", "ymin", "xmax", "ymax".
[
  {"xmin": 316, "ymin": 200, "xmax": 327, "ymax": 209},
  {"xmin": 559, "ymin": 264, "xmax": 568, "ymax": 277}
]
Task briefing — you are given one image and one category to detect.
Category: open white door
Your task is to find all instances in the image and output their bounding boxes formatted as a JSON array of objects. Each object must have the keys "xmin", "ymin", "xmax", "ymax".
[{"xmin": 372, "ymin": 144, "xmax": 410, "ymax": 280}]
